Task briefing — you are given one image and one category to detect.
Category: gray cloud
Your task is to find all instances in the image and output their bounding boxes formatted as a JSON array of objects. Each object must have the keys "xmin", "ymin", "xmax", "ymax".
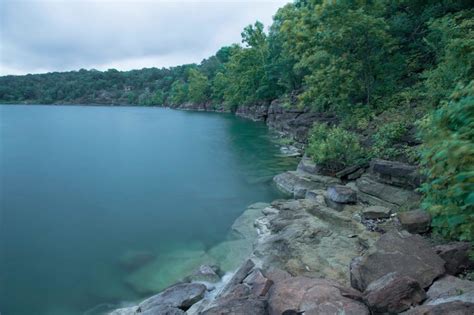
[{"xmin": 0, "ymin": 0, "xmax": 288, "ymax": 75}]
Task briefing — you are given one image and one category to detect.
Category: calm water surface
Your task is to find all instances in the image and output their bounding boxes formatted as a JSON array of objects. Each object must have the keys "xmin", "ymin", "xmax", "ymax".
[{"xmin": 0, "ymin": 105, "xmax": 296, "ymax": 315}]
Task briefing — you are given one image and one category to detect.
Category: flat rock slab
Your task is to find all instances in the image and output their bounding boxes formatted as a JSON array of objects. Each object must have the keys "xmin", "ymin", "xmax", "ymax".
[
  {"xmin": 274, "ymin": 171, "xmax": 340, "ymax": 198},
  {"xmin": 362, "ymin": 205, "xmax": 392, "ymax": 220},
  {"xmin": 370, "ymin": 158, "xmax": 421, "ymax": 189},
  {"xmin": 356, "ymin": 175, "xmax": 420, "ymax": 206},
  {"xmin": 363, "ymin": 272, "xmax": 426, "ymax": 313},
  {"xmin": 398, "ymin": 210, "xmax": 431, "ymax": 234},
  {"xmin": 255, "ymin": 199, "xmax": 377, "ymax": 286},
  {"xmin": 138, "ymin": 283, "xmax": 206, "ymax": 312},
  {"xmin": 350, "ymin": 231, "xmax": 445, "ymax": 291},
  {"xmin": 268, "ymin": 276, "xmax": 369, "ymax": 315}
]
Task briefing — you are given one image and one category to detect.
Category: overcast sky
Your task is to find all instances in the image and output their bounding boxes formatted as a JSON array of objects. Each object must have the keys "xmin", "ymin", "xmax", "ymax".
[{"xmin": 0, "ymin": 0, "xmax": 289, "ymax": 76}]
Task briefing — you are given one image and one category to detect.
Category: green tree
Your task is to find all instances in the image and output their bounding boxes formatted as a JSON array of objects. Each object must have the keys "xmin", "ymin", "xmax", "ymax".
[
  {"xmin": 187, "ymin": 68, "xmax": 209, "ymax": 104},
  {"xmin": 169, "ymin": 80, "xmax": 188, "ymax": 105}
]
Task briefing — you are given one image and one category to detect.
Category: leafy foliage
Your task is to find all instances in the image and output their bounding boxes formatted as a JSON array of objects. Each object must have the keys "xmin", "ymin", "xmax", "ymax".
[
  {"xmin": 307, "ymin": 124, "xmax": 365, "ymax": 173},
  {"xmin": 420, "ymin": 82, "xmax": 474, "ymax": 241}
]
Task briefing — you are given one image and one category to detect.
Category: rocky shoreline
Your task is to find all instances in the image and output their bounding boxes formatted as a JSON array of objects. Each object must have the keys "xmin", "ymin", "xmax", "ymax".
[{"xmin": 109, "ymin": 153, "xmax": 473, "ymax": 314}]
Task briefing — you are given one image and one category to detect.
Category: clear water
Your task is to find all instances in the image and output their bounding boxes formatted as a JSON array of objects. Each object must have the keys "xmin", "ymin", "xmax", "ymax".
[{"xmin": 0, "ymin": 105, "xmax": 296, "ymax": 315}]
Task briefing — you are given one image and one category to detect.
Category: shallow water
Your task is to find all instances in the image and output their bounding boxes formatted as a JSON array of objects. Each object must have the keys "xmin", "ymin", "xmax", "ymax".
[{"xmin": 0, "ymin": 105, "xmax": 296, "ymax": 315}]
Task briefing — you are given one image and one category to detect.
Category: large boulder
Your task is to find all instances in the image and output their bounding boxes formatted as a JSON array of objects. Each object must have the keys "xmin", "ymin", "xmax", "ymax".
[
  {"xmin": 273, "ymin": 171, "xmax": 340, "ymax": 198},
  {"xmin": 350, "ymin": 231, "xmax": 445, "ymax": 291},
  {"xmin": 327, "ymin": 185, "xmax": 357, "ymax": 204},
  {"xmin": 398, "ymin": 210, "xmax": 431, "ymax": 234},
  {"xmin": 138, "ymin": 283, "xmax": 206, "ymax": 312},
  {"xmin": 434, "ymin": 242, "xmax": 473, "ymax": 275},
  {"xmin": 363, "ymin": 272, "xmax": 426, "ymax": 313},
  {"xmin": 268, "ymin": 276, "xmax": 369, "ymax": 315},
  {"xmin": 370, "ymin": 159, "xmax": 421, "ymax": 189}
]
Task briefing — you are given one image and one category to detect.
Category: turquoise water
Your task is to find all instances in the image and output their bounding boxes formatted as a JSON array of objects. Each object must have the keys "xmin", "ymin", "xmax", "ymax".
[{"xmin": 0, "ymin": 105, "xmax": 296, "ymax": 315}]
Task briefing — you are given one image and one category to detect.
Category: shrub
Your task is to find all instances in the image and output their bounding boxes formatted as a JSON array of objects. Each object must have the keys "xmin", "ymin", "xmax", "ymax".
[
  {"xmin": 420, "ymin": 82, "xmax": 474, "ymax": 242},
  {"xmin": 371, "ymin": 121, "xmax": 408, "ymax": 160},
  {"xmin": 306, "ymin": 123, "xmax": 365, "ymax": 173}
]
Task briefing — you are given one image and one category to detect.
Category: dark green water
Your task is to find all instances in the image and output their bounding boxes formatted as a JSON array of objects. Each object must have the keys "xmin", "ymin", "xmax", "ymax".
[{"xmin": 0, "ymin": 105, "xmax": 296, "ymax": 315}]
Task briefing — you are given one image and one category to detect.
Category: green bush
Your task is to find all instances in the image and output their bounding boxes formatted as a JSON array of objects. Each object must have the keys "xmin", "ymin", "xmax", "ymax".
[
  {"xmin": 420, "ymin": 82, "xmax": 474, "ymax": 242},
  {"xmin": 371, "ymin": 121, "xmax": 408, "ymax": 160},
  {"xmin": 306, "ymin": 123, "xmax": 365, "ymax": 173}
]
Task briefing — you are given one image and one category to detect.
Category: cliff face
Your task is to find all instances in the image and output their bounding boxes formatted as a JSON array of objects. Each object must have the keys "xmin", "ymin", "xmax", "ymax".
[{"xmin": 235, "ymin": 100, "xmax": 338, "ymax": 145}]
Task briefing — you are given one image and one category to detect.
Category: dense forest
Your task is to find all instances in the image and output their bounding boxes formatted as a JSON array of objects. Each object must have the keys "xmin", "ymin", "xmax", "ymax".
[{"xmin": 1, "ymin": 0, "xmax": 473, "ymax": 240}]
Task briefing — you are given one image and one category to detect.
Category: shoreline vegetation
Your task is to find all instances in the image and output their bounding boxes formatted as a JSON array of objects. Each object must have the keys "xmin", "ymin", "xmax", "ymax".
[{"xmin": 1, "ymin": 0, "xmax": 473, "ymax": 314}]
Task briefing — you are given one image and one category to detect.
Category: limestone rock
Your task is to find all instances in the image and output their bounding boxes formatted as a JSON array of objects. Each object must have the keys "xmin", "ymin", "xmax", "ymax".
[
  {"xmin": 425, "ymin": 275, "xmax": 474, "ymax": 305},
  {"xmin": 327, "ymin": 185, "xmax": 357, "ymax": 204},
  {"xmin": 244, "ymin": 269, "xmax": 273, "ymax": 297},
  {"xmin": 363, "ymin": 272, "xmax": 426, "ymax": 313},
  {"xmin": 187, "ymin": 265, "xmax": 220, "ymax": 283},
  {"xmin": 297, "ymin": 156, "xmax": 319, "ymax": 175},
  {"xmin": 268, "ymin": 276, "xmax": 369, "ymax": 315},
  {"xmin": 254, "ymin": 199, "xmax": 377, "ymax": 286},
  {"xmin": 403, "ymin": 300, "xmax": 474, "ymax": 314},
  {"xmin": 140, "ymin": 305, "xmax": 185, "ymax": 315},
  {"xmin": 350, "ymin": 231, "xmax": 445, "ymax": 291},
  {"xmin": 200, "ymin": 298, "xmax": 267, "ymax": 315},
  {"xmin": 138, "ymin": 283, "xmax": 206, "ymax": 312},
  {"xmin": 370, "ymin": 158, "xmax": 421, "ymax": 189},
  {"xmin": 356, "ymin": 175, "xmax": 420, "ymax": 207},
  {"xmin": 434, "ymin": 242, "xmax": 473, "ymax": 275},
  {"xmin": 362, "ymin": 206, "xmax": 392, "ymax": 220},
  {"xmin": 273, "ymin": 171, "xmax": 340, "ymax": 198},
  {"xmin": 398, "ymin": 210, "xmax": 431, "ymax": 234},
  {"xmin": 335, "ymin": 164, "xmax": 366, "ymax": 179}
]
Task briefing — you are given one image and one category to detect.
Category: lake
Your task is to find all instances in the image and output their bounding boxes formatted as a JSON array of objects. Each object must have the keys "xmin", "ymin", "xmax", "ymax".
[{"xmin": 0, "ymin": 105, "xmax": 296, "ymax": 315}]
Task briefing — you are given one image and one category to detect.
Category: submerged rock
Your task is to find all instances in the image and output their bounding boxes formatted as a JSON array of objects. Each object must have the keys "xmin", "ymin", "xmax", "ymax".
[
  {"xmin": 118, "ymin": 250, "xmax": 155, "ymax": 271},
  {"xmin": 350, "ymin": 231, "xmax": 445, "ymax": 291}
]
